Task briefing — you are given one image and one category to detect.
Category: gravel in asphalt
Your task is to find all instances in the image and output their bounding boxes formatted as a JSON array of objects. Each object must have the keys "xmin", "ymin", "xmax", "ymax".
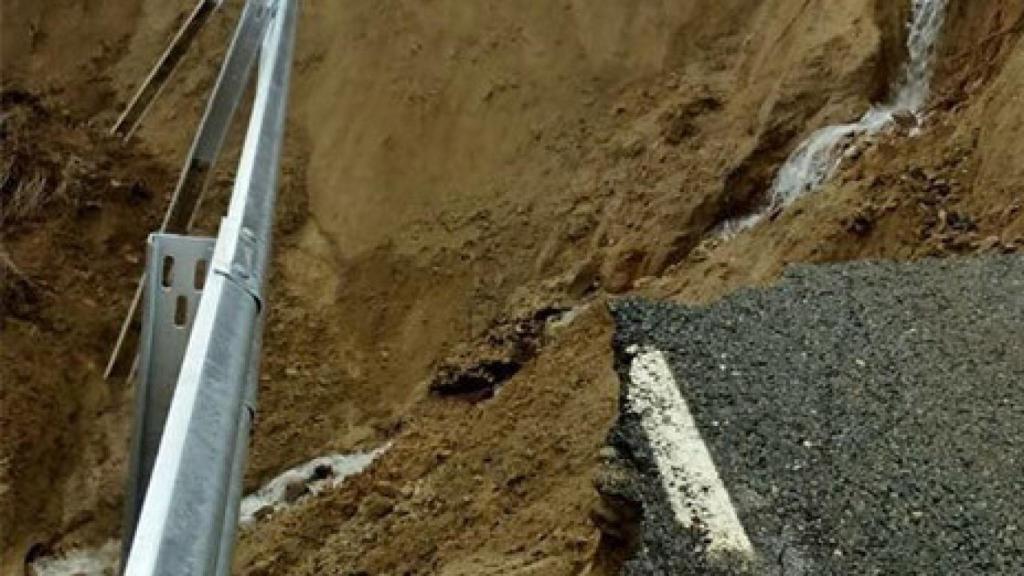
[{"xmin": 610, "ymin": 255, "xmax": 1024, "ymax": 575}]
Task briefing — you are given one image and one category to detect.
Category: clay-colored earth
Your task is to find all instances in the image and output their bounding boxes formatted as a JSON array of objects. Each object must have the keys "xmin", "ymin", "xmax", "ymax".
[{"xmin": 2, "ymin": 0, "xmax": 1023, "ymax": 573}]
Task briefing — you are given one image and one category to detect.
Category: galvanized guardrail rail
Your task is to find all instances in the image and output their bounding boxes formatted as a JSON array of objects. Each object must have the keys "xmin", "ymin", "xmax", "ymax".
[{"xmin": 114, "ymin": 1, "xmax": 296, "ymax": 574}]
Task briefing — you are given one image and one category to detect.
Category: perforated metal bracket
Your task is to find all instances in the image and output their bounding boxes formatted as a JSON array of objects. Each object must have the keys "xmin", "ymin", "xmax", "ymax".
[
  {"xmin": 104, "ymin": 0, "xmax": 274, "ymax": 380},
  {"xmin": 121, "ymin": 233, "xmax": 215, "ymax": 565}
]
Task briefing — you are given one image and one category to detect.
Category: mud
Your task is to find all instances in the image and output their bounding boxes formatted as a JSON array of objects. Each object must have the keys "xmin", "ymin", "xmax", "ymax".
[
  {"xmin": 3, "ymin": 0, "xmax": 1024, "ymax": 574},
  {"xmin": 1, "ymin": 90, "xmax": 173, "ymax": 569}
]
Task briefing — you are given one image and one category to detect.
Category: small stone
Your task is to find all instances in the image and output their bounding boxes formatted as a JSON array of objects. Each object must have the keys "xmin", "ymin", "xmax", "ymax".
[
  {"xmin": 979, "ymin": 236, "xmax": 1002, "ymax": 252},
  {"xmin": 311, "ymin": 463, "xmax": 334, "ymax": 481},
  {"xmin": 283, "ymin": 479, "xmax": 309, "ymax": 503},
  {"xmin": 253, "ymin": 505, "xmax": 274, "ymax": 521},
  {"xmin": 361, "ymin": 493, "xmax": 395, "ymax": 519},
  {"xmin": 892, "ymin": 110, "xmax": 918, "ymax": 130},
  {"xmin": 847, "ymin": 213, "xmax": 874, "ymax": 236},
  {"xmin": 375, "ymin": 481, "xmax": 401, "ymax": 499},
  {"xmin": 908, "ymin": 166, "xmax": 928, "ymax": 181},
  {"xmin": 929, "ymin": 179, "xmax": 951, "ymax": 196}
]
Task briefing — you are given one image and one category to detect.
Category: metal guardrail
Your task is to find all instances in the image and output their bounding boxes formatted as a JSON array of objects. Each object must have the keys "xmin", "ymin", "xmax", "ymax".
[
  {"xmin": 121, "ymin": 234, "xmax": 216, "ymax": 566},
  {"xmin": 118, "ymin": 0, "xmax": 296, "ymax": 574},
  {"xmin": 105, "ymin": 0, "xmax": 273, "ymax": 380}
]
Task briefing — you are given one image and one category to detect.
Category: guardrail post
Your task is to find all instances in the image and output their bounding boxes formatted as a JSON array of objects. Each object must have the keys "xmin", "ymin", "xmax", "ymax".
[
  {"xmin": 121, "ymin": 234, "xmax": 215, "ymax": 569},
  {"xmin": 119, "ymin": 0, "xmax": 296, "ymax": 573}
]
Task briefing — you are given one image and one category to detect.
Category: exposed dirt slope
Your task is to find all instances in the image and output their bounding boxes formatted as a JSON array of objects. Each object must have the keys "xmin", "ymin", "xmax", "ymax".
[
  {"xmin": 646, "ymin": 0, "xmax": 1024, "ymax": 303},
  {"xmin": 249, "ymin": 0, "xmax": 900, "ymax": 487},
  {"xmin": 2, "ymin": 0, "xmax": 1024, "ymax": 574},
  {"xmin": 0, "ymin": 91, "xmax": 172, "ymax": 570},
  {"xmin": 235, "ymin": 305, "xmax": 618, "ymax": 576}
]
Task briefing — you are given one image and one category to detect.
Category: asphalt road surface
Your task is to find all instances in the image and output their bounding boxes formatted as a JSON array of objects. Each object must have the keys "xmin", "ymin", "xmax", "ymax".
[{"xmin": 610, "ymin": 255, "xmax": 1024, "ymax": 575}]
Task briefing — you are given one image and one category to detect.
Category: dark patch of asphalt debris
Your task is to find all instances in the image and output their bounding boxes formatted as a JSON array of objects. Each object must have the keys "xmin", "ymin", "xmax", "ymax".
[{"xmin": 607, "ymin": 255, "xmax": 1024, "ymax": 575}]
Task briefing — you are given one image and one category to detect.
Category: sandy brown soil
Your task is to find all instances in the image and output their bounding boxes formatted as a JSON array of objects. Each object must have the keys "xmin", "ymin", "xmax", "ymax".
[
  {"xmin": 2, "ymin": 0, "xmax": 1024, "ymax": 574},
  {"xmin": 0, "ymin": 90, "xmax": 173, "ymax": 569},
  {"xmin": 644, "ymin": 0, "xmax": 1024, "ymax": 303},
  {"xmin": 242, "ymin": 0, "xmax": 902, "ymax": 488},
  {"xmin": 236, "ymin": 305, "xmax": 618, "ymax": 576}
]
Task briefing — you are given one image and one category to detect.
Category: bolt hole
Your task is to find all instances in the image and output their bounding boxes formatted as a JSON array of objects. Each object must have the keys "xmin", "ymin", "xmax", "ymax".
[
  {"xmin": 162, "ymin": 256, "xmax": 175, "ymax": 288},
  {"xmin": 174, "ymin": 295, "xmax": 188, "ymax": 327},
  {"xmin": 194, "ymin": 259, "xmax": 208, "ymax": 290}
]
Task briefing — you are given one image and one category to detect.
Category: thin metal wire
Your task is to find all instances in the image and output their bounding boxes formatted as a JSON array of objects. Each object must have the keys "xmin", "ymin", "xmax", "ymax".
[
  {"xmin": 105, "ymin": 0, "xmax": 272, "ymax": 380},
  {"xmin": 110, "ymin": 0, "xmax": 223, "ymax": 139}
]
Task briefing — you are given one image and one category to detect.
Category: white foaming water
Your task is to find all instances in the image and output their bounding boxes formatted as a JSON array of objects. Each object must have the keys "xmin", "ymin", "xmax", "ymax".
[
  {"xmin": 27, "ymin": 448, "xmax": 386, "ymax": 574},
  {"xmin": 29, "ymin": 541, "xmax": 119, "ymax": 576},
  {"xmin": 716, "ymin": 211, "xmax": 766, "ymax": 239},
  {"xmin": 238, "ymin": 445, "xmax": 388, "ymax": 525},
  {"xmin": 726, "ymin": 0, "xmax": 949, "ymax": 235}
]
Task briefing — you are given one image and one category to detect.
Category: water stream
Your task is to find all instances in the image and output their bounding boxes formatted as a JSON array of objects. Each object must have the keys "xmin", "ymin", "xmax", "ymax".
[
  {"xmin": 28, "ymin": 541, "xmax": 120, "ymax": 576},
  {"xmin": 722, "ymin": 0, "xmax": 949, "ymax": 236},
  {"xmin": 238, "ymin": 444, "xmax": 388, "ymax": 525},
  {"xmin": 28, "ymin": 447, "xmax": 388, "ymax": 575}
]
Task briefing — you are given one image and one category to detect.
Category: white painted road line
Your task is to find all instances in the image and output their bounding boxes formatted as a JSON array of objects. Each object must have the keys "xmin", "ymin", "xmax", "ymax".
[{"xmin": 627, "ymin": 348, "xmax": 755, "ymax": 562}]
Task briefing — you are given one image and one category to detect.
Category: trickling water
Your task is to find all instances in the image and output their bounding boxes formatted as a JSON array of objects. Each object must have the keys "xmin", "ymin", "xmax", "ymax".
[
  {"xmin": 893, "ymin": 0, "xmax": 950, "ymax": 112},
  {"xmin": 27, "ymin": 448, "xmax": 388, "ymax": 574},
  {"xmin": 725, "ymin": 0, "xmax": 949, "ymax": 235},
  {"xmin": 769, "ymin": 107, "xmax": 893, "ymax": 208},
  {"xmin": 29, "ymin": 541, "xmax": 119, "ymax": 576},
  {"xmin": 238, "ymin": 445, "xmax": 388, "ymax": 525}
]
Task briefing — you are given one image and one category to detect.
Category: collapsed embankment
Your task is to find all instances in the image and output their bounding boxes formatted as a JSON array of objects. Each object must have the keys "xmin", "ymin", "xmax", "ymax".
[
  {"xmin": 648, "ymin": 0, "xmax": 1024, "ymax": 302},
  {"xmin": 2, "ymin": 0, "xmax": 1024, "ymax": 573}
]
